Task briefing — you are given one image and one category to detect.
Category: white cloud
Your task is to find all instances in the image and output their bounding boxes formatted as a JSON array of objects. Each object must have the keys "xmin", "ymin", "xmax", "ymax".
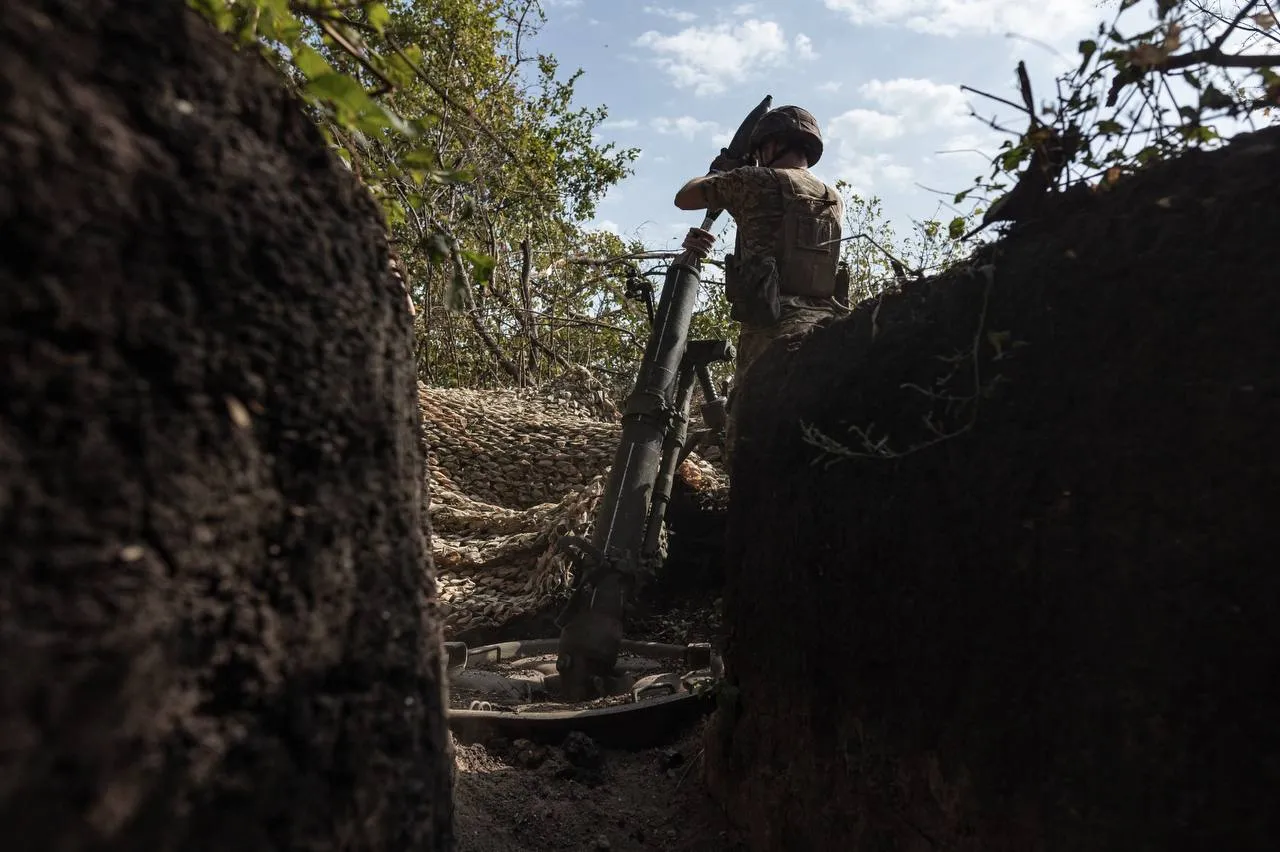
[
  {"xmin": 858, "ymin": 78, "xmax": 970, "ymax": 130},
  {"xmin": 881, "ymin": 162, "xmax": 914, "ymax": 185},
  {"xmin": 818, "ymin": 80, "xmax": 843, "ymax": 93},
  {"xmin": 822, "ymin": 0, "xmax": 1098, "ymax": 47},
  {"xmin": 731, "ymin": 3, "xmax": 760, "ymax": 13},
  {"xmin": 603, "ymin": 118, "xmax": 640, "ymax": 129},
  {"xmin": 822, "ymin": 79, "xmax": 969, "ymax": 183},
  {"xmin": 822, "ymin": 78, "xmax": 978, "ymax": 195},
  {"xmin": 794, "ymin": 34, "xmax": 817, "ymax": 59},
  {"xmin": 595, "ymin": 219, "xmax": 621, "ymax": 234},
  {"xmin": 634, "ymin": 20, "xmax": 816, "ymax": 95},
  {"xmin": 941, "ymin": 132, "xmax": 991, "ymax": 150},
  {"xmin": 822, "ymin": 118, "xmax": 915, "ymax": 193},
  {"xmin": 828, "ymin": 152, "xmax": 915, "ymax": 195},
  {"xmin": 828, "ymin": 108, "xmax": 905, "ymax": 145},
  {"xmin": 643, "ymin": 5, "xmax": 697, "ymax": 22},
  {"xmin": 651, "ymin": 115, "xmax": 723, "ymax": 140}
]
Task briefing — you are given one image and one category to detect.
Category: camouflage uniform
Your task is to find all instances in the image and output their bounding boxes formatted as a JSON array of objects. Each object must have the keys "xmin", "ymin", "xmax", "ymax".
[{"xmin": 698, "ymin": 165, "xmax": 847, "ymax": 464}]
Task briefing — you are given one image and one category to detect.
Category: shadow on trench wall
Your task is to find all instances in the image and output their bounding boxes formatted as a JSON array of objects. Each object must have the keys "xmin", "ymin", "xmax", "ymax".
[
  {"xmin": 706, "ymin": 126, "xmax": 1280, "ymax": 852},
  {"xmin": 0, "ymin": 1, "xmax": 453, "ymax": 849}
]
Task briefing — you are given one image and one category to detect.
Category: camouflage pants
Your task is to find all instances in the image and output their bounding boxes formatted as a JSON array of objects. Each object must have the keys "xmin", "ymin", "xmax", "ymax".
[{"xmin": 724, "ymin": 298, "xmax": 845, "ymax": 470}]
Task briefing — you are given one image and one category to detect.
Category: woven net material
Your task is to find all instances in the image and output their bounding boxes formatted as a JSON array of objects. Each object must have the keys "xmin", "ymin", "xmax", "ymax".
[{"xmin": 420, "ymin": 384, "xmax": 726, "ymax": 634}]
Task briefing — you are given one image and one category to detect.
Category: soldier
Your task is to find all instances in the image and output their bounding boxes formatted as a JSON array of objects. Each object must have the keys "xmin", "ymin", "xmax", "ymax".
[{"xmin": 673, "ymin": 105, "xmax": 847, "ymax": 466}]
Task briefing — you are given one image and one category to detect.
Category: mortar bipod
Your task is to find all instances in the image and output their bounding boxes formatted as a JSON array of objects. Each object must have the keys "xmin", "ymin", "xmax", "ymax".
[
  {"xmin": 443, "ymin": 639, "xmax": 722, "ymax": 748},
  {"xmin": 641, "ymin": 339, "xmax": 733, "ymax": 563}
]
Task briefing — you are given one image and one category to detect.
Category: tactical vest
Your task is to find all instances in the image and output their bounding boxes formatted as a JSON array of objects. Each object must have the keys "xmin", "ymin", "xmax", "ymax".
[
  {"xmin": 723, "ymin": 169, "xmax": 842, "ymax": 327},
  {"xmin": 772, "ymin": 169, "xmax": 842, "ymax": 298}
]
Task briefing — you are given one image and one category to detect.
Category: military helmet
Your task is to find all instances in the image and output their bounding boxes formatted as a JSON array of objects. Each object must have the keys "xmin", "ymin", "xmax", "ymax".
[{"xmin": 749, "ymin": 105, "xmax": 824, "ymax": 166}]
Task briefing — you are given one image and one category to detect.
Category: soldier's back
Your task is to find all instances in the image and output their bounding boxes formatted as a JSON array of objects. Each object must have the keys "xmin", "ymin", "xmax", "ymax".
[{"xmin": 731, "ymin": 167, "xmax": 836, "ymax": 259}]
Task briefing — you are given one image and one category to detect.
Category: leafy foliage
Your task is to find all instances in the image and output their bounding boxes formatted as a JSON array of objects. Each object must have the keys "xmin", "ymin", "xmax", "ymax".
[
  {"xmin": 190, "ymin": 0, "xmax": 642, "ymax": 389},
  {"xmin": 959, "ymin": 0, "xmax": 1279, "ymax": 221},
  {"xmin": 204, "ymin": 0, "xmax": 1279, "ymax": 402}
]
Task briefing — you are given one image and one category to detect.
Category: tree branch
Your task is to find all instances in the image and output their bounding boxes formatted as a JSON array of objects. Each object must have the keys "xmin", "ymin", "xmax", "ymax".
[
  {"xmin": 960, "ymin": 84, "xmax": 1037, "ymax": 119},
  {"xmin": 382, "ymin": 35, "xmax": 542, "ymax": 189},
  {"xmin": 1210, "ymin": 0, "xmax": 1262, "ymax": 53},
  {"xmin": 525, "ymin": 309, "xmax": 641, "ymax": 340},
  {"xmin": 518, "ymin": 237, "xmax": 539, "ymax": 375},
  {"xmin": 466, "ymin": 309, "xmax": 523, "ymax": 382},
  {"xmin": 1154, "ymin": 46, "xmax": 1280, "ymax": 71}
]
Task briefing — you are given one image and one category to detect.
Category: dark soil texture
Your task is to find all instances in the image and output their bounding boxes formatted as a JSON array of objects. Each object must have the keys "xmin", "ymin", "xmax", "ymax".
[
  {"xmin": 445, "ymin": 547, "xmax": 733, "ymax": 852},
  {"xmin": 0, "ymin": 1, "xmax": 450, "ymax": 850},
  {"xmin": 13, "ymin": 1, "xmax": 1280, "ymax": 850},
  {"xmin": 708, "ymin": 127, "xmax": 1280, "ymax": 851},
  {"xmin": 454, "ymin": 720, "xmax": 739, "ymax": 852}
]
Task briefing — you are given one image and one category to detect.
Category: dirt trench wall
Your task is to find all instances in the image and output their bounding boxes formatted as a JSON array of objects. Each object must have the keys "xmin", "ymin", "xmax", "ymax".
[
  {"xmin": 0, "ymin": 1, "xmax": 452, "ymax": 850},
  {"xmin": 706, "ymin": 127, "xmax": 1280, "ymax": 852}
]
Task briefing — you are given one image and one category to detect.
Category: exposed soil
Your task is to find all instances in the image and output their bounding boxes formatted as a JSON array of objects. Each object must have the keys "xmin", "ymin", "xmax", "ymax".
[
  {"xmin": 453, "ymin": 718, "xmax": 738, "ymax": 852},
  {"xmin": 0, "ymin": 1, "xmax": 449, "ymax": 850},
  {"xmin": 448, "ymin": 559, "xmax": 733, "ymax": 851},
  {"xmin": 709, "ymin": 126, "xmax": 1280, "ymax": 851},
  {"xmin": 433, "ymin": 412, "xmax": 733, "ymax": 849},
  {"xmin": 20, "ymin": 1, "xmax": 1280, "ymax": 850}
]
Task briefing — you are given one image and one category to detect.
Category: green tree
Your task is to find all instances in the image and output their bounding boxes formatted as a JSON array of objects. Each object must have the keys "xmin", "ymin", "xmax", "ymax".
[
  {"xmin": 192, "ymin": 0, "xmax": 642, "ymax": 390},
  {"xmin": 835, "ymin": 185, "xmax": 973, "ymax": 304}
]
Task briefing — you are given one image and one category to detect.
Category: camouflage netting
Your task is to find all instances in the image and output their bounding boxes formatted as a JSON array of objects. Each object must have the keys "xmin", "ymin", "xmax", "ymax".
[{"xmin": 419, "ymin": 384, "xmax": 726, "ymax": 634}]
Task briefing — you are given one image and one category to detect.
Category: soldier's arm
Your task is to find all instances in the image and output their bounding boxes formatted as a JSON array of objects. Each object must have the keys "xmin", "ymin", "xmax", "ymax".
[
  {"xmin": 674, "ymin": 169, "xmax": 748, "ymax": 213},
  {"xmin": 673, "ymin": 176, "xmax": 714, "ymax": 210}
]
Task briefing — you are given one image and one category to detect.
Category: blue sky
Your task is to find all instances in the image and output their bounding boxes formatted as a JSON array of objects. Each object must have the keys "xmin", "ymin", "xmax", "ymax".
[{"xmin": 532, "ymin": 0, "xmax": 1120, "ymax": 251}]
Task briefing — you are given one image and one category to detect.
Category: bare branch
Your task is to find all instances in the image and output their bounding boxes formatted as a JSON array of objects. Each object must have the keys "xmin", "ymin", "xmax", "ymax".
[
  {"xmin": 960, "ymin": 84, "xmax": 1037, "ymax": 118},
  {"xmin": 934, "ymin": 148, "xmax": 994, "ymax": 159},
  {"xmin": 556, "ymin": 250, "xmax": 685, "ymax": 267},
  {"xmin": 968, "ymin": 111, "xmax": 1025, "ymax": 136},
  {"xmin": 1210, "ymin": 0, "xmax": 1263, "ymax": 52},
  {"xmin": 1154, "ymin": 46, "xmax": 1280, "ymax": 71},
  {"xmin": 466, "ymin": 309, "xmax": 523, "ymax": 381}
]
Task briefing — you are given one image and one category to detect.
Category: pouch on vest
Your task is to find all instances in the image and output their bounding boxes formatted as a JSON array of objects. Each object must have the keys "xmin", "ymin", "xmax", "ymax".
[
  {"xmin": 724, "ymin": 252, "xmax": 781, "ymax": 327},
  {"xmin": 778, "ymin": 173, "xmax": 841, "ymax": 298},
  {"xmin": 835, "ymin": 261, "xmax": 851, "ymax": 306}
]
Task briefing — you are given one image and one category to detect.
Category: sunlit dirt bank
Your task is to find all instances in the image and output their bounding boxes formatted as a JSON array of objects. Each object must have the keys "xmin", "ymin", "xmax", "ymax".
[
  {"xmin": 705, "ymin": 127, "xmax": 1280, "ymax": 852},
  {"xmin": 0, "ymin": 1, "xmax": 452, "ymax": 849}
]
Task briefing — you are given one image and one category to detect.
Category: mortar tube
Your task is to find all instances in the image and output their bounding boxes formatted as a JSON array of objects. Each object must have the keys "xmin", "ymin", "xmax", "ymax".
[
  {"xmin": 592, "ymin": 249, "xmax": 704, "ymax": 562},
  {"xmin": 555, "ymin": 248, "xmax": 705, "ymax": 698},
  {"xmin": 643, "ymin": 363, "xmax": 698, "ymax": 559}
]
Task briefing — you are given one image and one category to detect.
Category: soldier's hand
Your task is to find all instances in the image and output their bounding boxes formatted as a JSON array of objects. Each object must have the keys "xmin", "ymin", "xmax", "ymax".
[
  {"xmin": 709, "ymin": 150, "xmax": 746, "ymax": 173},
  {"xmin": 681, "ymin": 227, "xmax": 715, "ymax": 256}
]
